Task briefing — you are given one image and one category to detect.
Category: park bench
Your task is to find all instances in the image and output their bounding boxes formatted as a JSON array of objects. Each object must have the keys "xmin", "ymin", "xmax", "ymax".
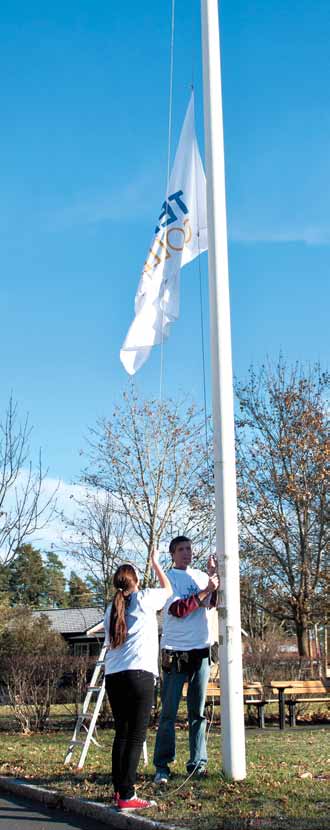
[
  {"xmin": 269, "ymin": 679, "xmax": 330, "ymax": 729},
  {"xmin": 183, "ymin": 680, "xmax": 267, "ymax": 728}
]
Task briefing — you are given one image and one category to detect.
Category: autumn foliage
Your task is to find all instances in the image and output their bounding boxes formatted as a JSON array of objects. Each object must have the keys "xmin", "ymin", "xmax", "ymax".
[{"xmin": 236, "ymin": 360, "xmax": 329, "ymax": 657}]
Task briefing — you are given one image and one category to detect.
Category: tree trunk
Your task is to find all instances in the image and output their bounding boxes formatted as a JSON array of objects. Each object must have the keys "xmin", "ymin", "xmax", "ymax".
[{"xmin": 295, "ymin": 616, "xmax": 309, "ymax": 657}]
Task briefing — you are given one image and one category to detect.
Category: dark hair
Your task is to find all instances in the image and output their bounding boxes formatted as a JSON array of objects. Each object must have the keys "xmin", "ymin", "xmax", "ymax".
[
  {"xmin": 109, "ymin": 564, "xmax": 138, "ymax": 648},
  {"xmin": 169, "ymin": 535, "xmax": 191, "ymax": 557}
]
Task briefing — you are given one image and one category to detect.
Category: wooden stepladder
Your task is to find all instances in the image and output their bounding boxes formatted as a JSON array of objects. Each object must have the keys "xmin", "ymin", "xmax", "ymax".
[
  {"xmin": 64, "ymin": 642, "xmax": 107, "ymax": 770},
  {"xmin": 64, "ymin": 635, "xmax": 148, "ymax": 770}
]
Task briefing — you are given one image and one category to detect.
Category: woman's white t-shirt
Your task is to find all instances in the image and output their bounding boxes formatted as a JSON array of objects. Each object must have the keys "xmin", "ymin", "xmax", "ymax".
[{"xmin": 104, "ymin": 587, "xmax": 168, "ymax": 677}]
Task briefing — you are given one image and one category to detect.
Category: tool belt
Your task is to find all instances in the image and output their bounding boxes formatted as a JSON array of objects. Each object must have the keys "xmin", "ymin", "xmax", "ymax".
[{"xmin": 161, "ymin": 647, "xmax": 210, "ymax": 675}]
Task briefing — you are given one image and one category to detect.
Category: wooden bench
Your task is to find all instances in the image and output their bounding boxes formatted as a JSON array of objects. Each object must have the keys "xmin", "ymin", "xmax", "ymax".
[
  {"xmin": 183, "ymin": 680, "xmax": 267, "ymax": 728},
  {"xmin": 269, "ymin": 679, "xmax": 330, "ymax": 729}
]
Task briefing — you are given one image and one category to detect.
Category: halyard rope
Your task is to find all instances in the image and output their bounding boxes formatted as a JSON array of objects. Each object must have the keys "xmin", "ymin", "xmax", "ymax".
[{"xmin": 159, "ymin": 0, "xmax": 175, "ymax": 402}]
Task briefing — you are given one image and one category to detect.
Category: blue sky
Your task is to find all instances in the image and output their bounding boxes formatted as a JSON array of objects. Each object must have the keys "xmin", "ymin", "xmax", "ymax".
[{"xmin": 1, "ymin": 0, "xmax": 329, "ymax": 501}]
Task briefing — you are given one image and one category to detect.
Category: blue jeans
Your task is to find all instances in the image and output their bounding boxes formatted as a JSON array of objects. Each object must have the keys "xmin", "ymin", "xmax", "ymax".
[{"xmin": 153, "ymin": 651, "xmax": 210, "ymax": 774}]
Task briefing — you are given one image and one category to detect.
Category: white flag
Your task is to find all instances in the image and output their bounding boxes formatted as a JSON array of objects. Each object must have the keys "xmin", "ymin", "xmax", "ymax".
[{"xmin": 120, "ymin": 92, "xmax": 208, "ymax": 375}]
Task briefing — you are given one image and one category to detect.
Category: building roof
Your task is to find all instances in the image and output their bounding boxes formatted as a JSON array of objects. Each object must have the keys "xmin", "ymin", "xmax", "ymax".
[{"xmin": 32, "ymin": 606, "xmax": 103, "ymax": 635}]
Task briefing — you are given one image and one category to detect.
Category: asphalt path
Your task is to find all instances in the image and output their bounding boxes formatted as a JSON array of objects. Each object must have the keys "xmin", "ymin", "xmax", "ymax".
[{"xmin": 0, "ymin": 793, "xmax": 110, "ymax": 829}]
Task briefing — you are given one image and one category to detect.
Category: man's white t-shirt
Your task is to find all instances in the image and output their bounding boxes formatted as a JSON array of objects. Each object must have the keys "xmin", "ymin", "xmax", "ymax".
[
  {"xmin": 104, "ymin": 587, "xmax": 168, "ymax": 677},
  {"xmin": 161, "ymin": 567, "xmax": 213, "ymax": 651}
]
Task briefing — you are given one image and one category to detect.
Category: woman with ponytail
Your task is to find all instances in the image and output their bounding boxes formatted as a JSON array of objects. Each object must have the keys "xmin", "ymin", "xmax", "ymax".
[{"xmin": 104, "ymin": 548, "xmax": 172, "ymax": 812}]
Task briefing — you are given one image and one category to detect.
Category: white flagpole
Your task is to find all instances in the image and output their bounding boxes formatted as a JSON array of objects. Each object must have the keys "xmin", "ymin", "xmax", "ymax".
[{"xmin": 201, "ymin": 0, "xmax": 246, "ymax": 780}]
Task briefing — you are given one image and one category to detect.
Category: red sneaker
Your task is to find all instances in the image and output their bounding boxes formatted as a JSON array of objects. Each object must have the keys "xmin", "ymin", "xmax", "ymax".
[{"xmin": 117, "ymin": 795, "xmax": 157, "ymax": 811}]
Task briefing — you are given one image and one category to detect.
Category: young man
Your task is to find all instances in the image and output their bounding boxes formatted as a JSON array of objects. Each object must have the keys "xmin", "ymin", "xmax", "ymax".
[{"xmin": 153, "ymin": 536, "xmax": 219, "ymax": 784}]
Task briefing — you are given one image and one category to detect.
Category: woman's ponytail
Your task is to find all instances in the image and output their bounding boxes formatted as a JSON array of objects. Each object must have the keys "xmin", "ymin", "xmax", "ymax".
[{"xmin": 109, "ymin": 564, "xmax": 138, "ymax": 648}]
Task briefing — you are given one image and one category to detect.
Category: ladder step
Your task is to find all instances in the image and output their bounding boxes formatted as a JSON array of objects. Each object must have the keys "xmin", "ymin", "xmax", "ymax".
[
  {"xmin": 88, "ymin": 686, "xmax": 103, "ymax": 692},
  {"xmin": 69, "ymin": 739, "xmax": 84, "ymax": 745},
  {"xmin": 77, "ymin": 712, "xmax": 93, "ymax": 720},
  {"xmin": 95, "ymin": 660, "xmax": 105, "ymax": 666}
]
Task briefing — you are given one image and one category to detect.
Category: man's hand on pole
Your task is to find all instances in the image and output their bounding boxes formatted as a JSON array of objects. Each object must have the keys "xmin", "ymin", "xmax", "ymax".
[
  {"xmin": 207, "ymin": 573, "xmax": 219, "ymax": 593},
  {"xmin": 207, "ymin": 553, "xmax": 218, "ymax": 576}
]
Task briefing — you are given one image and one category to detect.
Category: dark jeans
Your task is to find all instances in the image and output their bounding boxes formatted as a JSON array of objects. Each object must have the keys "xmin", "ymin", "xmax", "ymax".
[{"xmin": 105, "ymin": 669, "xmax": 154, "ymax": 799}]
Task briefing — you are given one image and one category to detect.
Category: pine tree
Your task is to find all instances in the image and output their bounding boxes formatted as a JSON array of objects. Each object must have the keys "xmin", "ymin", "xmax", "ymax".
[
  {"xmin": 44, "ymin": 551, "xmax": 67, "ymax": 608},
  {"xmin": 67, "ymin": 571, "xmax": 94, "ymax": 607},
  {"xmin": 8, "ymin": 545, "xmax": 48, "ymax": 607}
]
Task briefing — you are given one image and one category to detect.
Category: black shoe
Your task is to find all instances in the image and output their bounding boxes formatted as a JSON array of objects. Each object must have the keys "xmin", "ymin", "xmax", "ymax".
[
  {"xmin": 195, "ymin": 767, "xmax": 208, "ymax": 778},
  {"xmin": 187, "ymin": 765, "xmax": 208, "ymax": 778}
]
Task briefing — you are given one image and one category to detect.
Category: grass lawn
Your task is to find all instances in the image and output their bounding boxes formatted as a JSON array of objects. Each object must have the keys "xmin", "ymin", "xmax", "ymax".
[{"xmin": 0, "ymin": 725, "xmax": 329, "ymax": 827}]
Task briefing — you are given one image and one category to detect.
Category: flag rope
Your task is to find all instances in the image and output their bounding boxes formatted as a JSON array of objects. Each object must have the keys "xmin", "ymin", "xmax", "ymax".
[
  {"xmin": 158, "ymin": 0, "xmax": 212, "ymax": 558},
  {"xmin": 197, "ymin": 229, "xmax": 213, "ymax": 556},
  {"xmin": 192, "ymin": 91, "xmax": 213, "ymax": 557},
  {"xmin": 160, "ymin": 0, "xmax": 213, "ymax": 555},
  {"xmin": 159, "ymin": 0, "xmax": 176, "ymax": 402}
]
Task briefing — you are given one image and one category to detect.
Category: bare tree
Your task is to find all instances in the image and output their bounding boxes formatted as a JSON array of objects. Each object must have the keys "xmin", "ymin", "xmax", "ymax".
[
  {"xmin": 0, "ymin": 397, "xmax": 57, "ymax": 566},
  {"xmin": 0, "ymin": 610, "xmax": 67, "ymax": 733},
  {"xmin": 83, "ymin": 388, "xmax": 212, "ymax": 585},
  {"xmin": 236, "ymin": 360, "xmax": 329, "ymax": 657},
  {"xmin": 240, "ymin": 567, "xmax": 273, "ymax": 640},
  {"xmin": 63, "ymin": 489, "xmax": 127, "ymax": 606}
]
